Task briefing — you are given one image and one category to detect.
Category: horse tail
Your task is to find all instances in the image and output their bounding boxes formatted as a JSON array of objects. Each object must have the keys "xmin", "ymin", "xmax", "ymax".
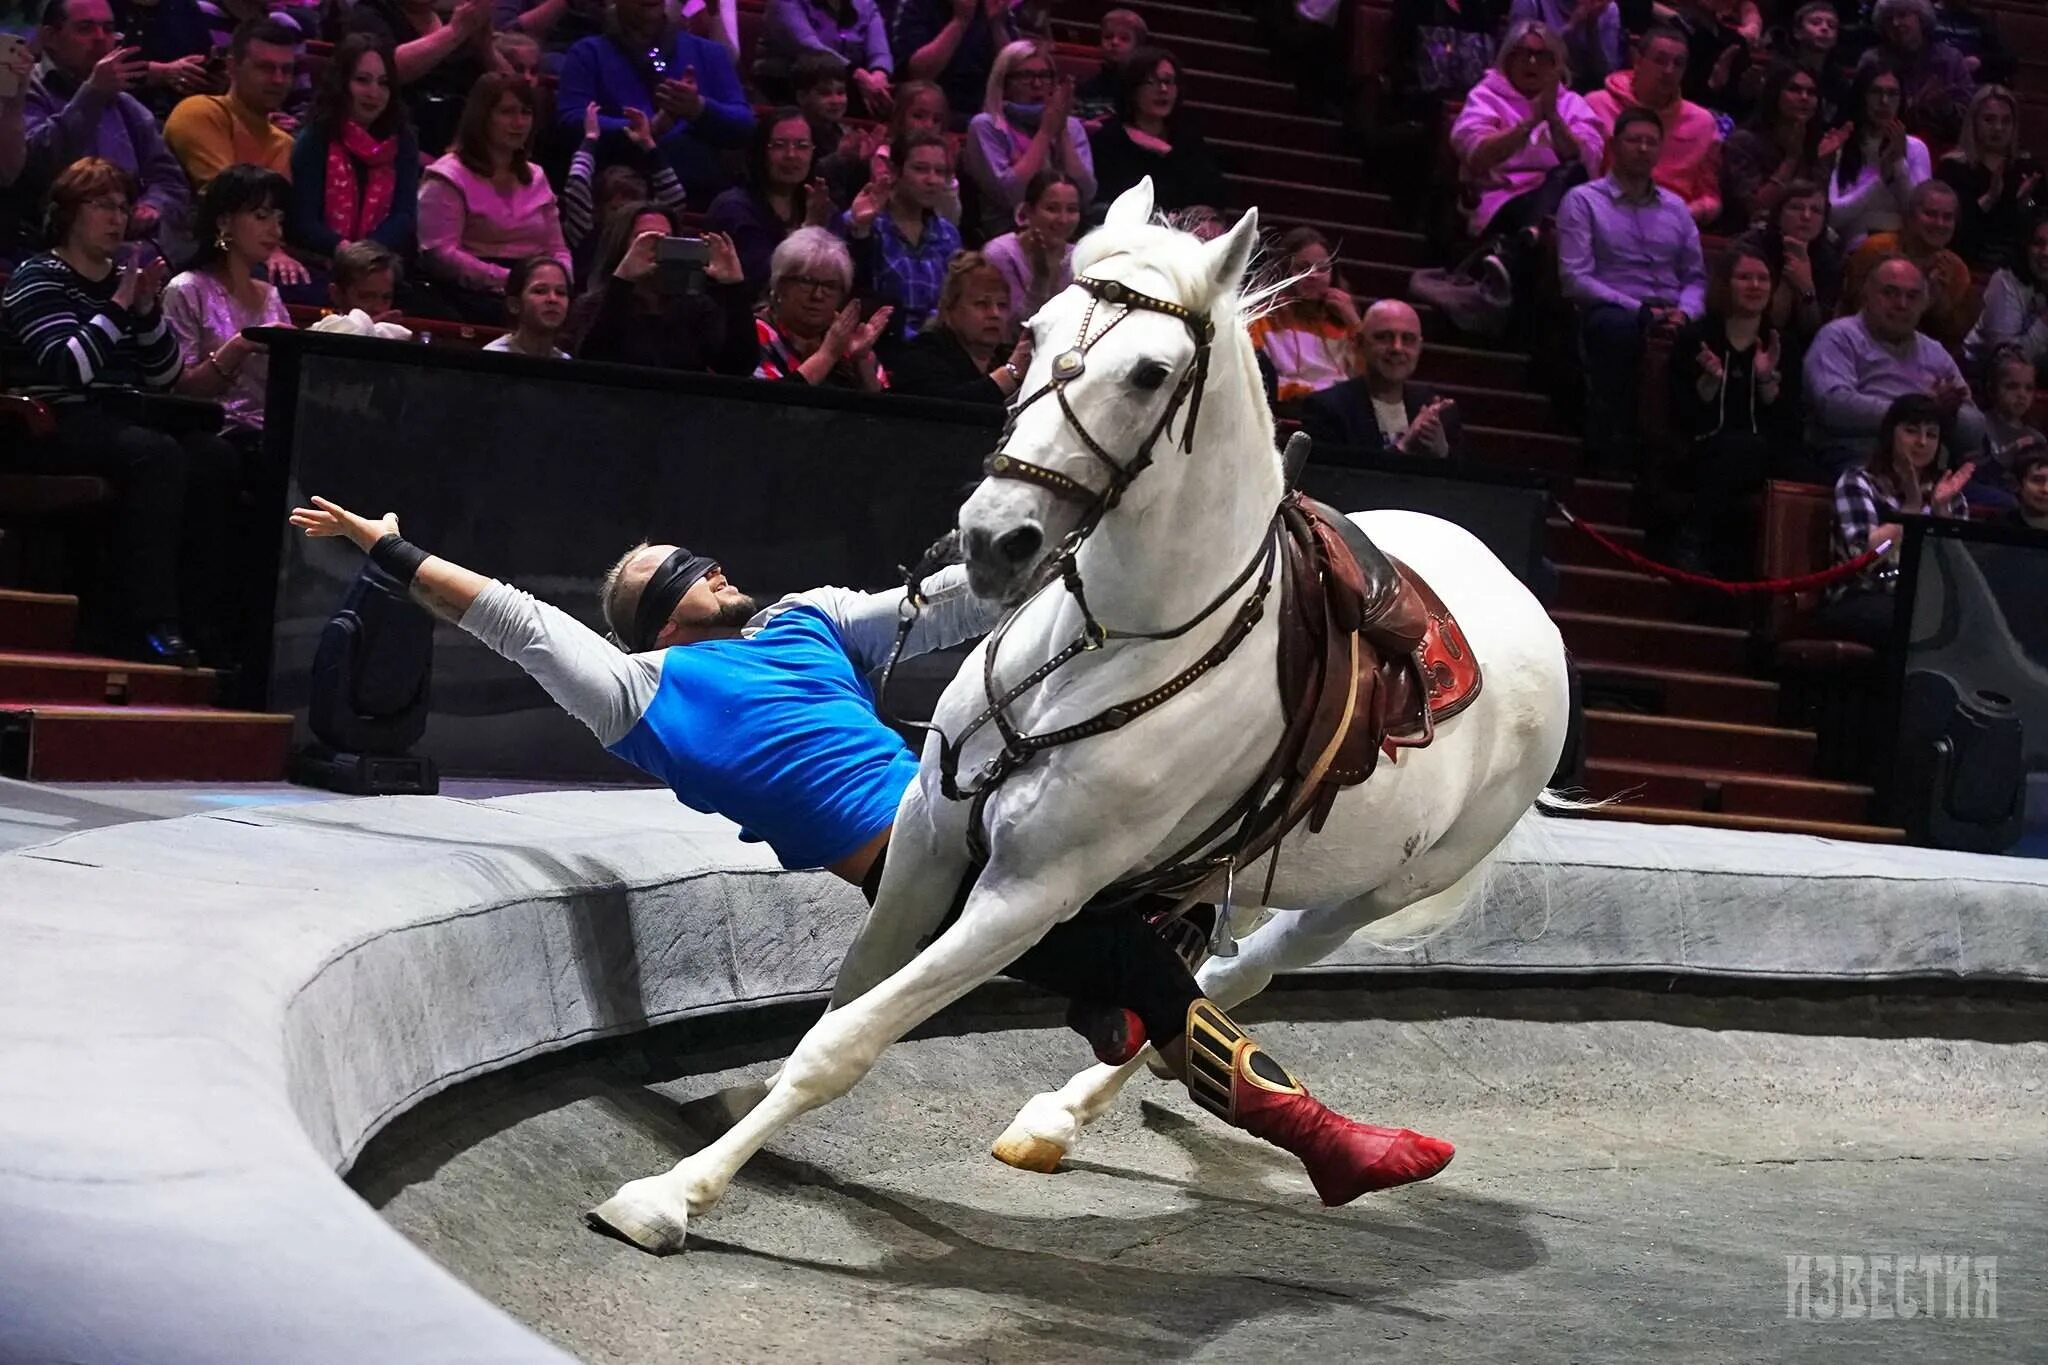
[{"xmin": 1533, "ymin": 788, "xmax": 1623, "ymax": 815}]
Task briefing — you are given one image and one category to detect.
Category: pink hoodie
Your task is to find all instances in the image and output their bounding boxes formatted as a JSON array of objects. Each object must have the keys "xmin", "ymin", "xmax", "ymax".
[
  {"xmin": 1586, "ymin": 69, "xmax": 1722, "ymax": 220},
  {"xmin": 1451, "ymin": 69, "xmax": 1608, "ymax": 237}
]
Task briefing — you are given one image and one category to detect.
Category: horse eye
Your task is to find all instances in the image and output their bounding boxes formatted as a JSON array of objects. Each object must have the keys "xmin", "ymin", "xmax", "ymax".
[{"xmin": 1131, "ymin": 360, "xmax": 1171, "ymax": 390}]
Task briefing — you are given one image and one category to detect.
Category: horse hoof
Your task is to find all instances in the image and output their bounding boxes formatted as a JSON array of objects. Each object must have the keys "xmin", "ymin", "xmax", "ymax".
[
  {"xmin": 586, "ymin": 1178, "xmax": 690, "ymax": 1255},
  {"xmin": 992, "ymin": 1124, "xmax": 1068, "ymax": 1173}
]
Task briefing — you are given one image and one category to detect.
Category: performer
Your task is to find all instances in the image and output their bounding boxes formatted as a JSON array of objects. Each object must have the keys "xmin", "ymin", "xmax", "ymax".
[{"xmin": 290, "ymin": 497, "xmax": 1453, "ymax": 1203}]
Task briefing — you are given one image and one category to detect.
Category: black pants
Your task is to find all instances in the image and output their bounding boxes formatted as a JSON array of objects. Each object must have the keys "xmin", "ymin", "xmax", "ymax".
[
  {"xmin": 861, "ymin": 851, "xmax": 1204, "ymax": 1047},
  {"xmin": 40, "ymin": 402, "xmax": 239, "ymax": 631},
  {"xmin": 1812, "ymin": 584, "xmax": 1897, "ymax": 649}
]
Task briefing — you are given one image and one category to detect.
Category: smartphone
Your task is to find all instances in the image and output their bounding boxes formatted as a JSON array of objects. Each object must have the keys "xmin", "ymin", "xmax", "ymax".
[
  {"xmin": 0, "ymin": 34, "xmax": 29, "ymax": 100},
  {"xmin": 654, "ymin": 234, "xmax": 710, "ymax": 293}
]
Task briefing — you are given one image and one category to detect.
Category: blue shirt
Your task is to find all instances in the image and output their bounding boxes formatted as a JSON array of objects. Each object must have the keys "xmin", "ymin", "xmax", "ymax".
[
  {"xmin": 839, "ymin": 207, "xmax": 961, "ymax": 342},
  {"xmin": 606, "ymin": 604, "xmax": 919, "ymax": 868},
  {"xmin": 554, "ymin": 30, "xmax": 755, "ymax": 202}
]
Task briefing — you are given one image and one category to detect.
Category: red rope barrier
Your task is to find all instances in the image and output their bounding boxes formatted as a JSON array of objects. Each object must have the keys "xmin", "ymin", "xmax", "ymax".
[{"xmin": 1555, "ymin": 504, "xmax": 1886, "ymax": 597}]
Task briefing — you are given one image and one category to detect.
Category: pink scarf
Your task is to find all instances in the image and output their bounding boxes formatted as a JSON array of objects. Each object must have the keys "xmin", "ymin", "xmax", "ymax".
[{"xmin": 324, "ymin": 120, "xmax": 399, "ymax": 242}]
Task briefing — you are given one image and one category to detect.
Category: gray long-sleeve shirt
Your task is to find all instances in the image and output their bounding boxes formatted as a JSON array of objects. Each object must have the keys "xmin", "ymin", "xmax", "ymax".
[{"xmin": 1802, "ymin": 313, "xmax": 1985, "ymax": 475}]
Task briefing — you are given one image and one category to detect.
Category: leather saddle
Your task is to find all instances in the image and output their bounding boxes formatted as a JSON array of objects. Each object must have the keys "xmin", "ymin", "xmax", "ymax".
[{"xmin": 1274, "ymin": 493, "xmax": 1484, "ymax": 834}]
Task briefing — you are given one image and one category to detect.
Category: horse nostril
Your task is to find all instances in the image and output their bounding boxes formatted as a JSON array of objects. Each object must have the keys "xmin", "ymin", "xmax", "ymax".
[
  {"xmin": 995, "ymin": 526, "xmax": 1043, "ymax": 566},
  {"xmin": 961, "ymin": 528, "xmax": 993, "ymax": 563}
]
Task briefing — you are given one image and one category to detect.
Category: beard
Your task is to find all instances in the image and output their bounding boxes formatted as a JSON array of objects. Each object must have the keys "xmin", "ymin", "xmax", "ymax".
[{"xmin": 709, "ymin": 592, "xmax": 759, "ymax": 628}]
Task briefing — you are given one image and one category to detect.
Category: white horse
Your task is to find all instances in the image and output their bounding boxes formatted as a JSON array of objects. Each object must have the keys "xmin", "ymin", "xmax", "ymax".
[{"xmin": 589, "ymin": 180, "xmax": 1570, "ymax": 1254}]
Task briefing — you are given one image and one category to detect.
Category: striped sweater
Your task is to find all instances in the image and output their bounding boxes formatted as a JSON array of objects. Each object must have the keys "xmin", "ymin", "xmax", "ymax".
[{"xmin": 1, "ymin": 253, "xmax": 182, "ymax": 397}]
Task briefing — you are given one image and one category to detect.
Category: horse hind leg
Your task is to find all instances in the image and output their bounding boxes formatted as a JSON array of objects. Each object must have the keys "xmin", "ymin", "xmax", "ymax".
[{"xmin": 991, "ymin": 855, "xmax": 1493, "ymax": 1174}]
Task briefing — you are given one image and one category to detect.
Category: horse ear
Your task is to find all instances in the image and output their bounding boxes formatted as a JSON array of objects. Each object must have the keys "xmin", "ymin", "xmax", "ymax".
[
  {"xmin": 1103, "ymin": 177, "xmax": 1155, "ymax": 229},
  {"xmin": 1201, "ymin": 206, "xmax": 1260, "ymax": 294}
]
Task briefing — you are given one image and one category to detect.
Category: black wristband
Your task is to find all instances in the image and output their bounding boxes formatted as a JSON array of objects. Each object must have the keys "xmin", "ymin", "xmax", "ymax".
[{"xmin": 368, "ymin": 532, "xmax": 429, "ymax": 586}]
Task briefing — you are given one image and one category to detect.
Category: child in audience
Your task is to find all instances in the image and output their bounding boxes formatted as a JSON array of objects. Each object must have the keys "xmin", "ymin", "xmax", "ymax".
[
  {"xmin": 840, "ymin": 130, "xmax": 961, "ymax": 343},
  {"xmin": 485, "ymin": 254, "xmax": 573, "ymax": 357},
  {"xmin": 1076, "ymin": 8, "xmax": 1146, "ymax": 130},
  {"xmin": 819, "ymin": 80, "xmax": 958, "ymax": 222},
  {"xmin": 1973, "ymin": 344, "xmax": 2046, "ymax": 508},
  {"xmin": 1249, "ymin": 226, "xmax": 1360, "ymax": 406},
  {"xmin": 792, "ymin": 50, "xmax": 853, "ymax": 160},
  {"xmin": 329, "ymin": 239, "xmax": 404, "ymax": 322},
  {"xmin": 561, "ymin": 102, "xmax": 688, "ymax": 285},
  {"xmin": 492, "ymin": 31, "xmax": 544, "ymax": 81},
  {"xmin": 2008, "ymin": 450, "xmax": 2048, "ymax": 531}
]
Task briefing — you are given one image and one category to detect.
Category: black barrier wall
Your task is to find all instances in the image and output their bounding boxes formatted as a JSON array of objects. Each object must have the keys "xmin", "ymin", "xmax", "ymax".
[{"xmin": 261, "ymin": 332, "xmax": 1552, "ymax": 781}]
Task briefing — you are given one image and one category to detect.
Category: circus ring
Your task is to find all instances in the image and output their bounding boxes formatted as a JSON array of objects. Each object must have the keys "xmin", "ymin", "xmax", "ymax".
[{"xmin": 2, "ymin": 790, "xmax": 2045, "ymax": 1363}]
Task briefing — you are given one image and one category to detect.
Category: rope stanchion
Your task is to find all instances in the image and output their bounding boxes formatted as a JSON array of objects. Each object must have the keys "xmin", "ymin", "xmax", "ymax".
[{"xmin": 1556, "ymin": 503, "xmax": 1887, "ymax": 597}]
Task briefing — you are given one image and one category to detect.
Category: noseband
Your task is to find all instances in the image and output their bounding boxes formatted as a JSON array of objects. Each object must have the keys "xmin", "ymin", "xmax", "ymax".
[{"xmin": 880, "ymin": 273, "xmax": 1277, "ymax": 866}]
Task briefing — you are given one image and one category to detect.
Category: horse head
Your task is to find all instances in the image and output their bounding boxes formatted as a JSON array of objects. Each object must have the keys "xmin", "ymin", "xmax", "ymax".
[{"xmin": 958, "ymin": 178, "xmax": 1267, "ymax": 605}]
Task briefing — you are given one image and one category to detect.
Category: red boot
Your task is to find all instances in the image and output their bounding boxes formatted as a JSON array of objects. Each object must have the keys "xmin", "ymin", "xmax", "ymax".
[{"xmin": 1183, "ymin": 999, "xmax": 1454, "ymax": 1206}]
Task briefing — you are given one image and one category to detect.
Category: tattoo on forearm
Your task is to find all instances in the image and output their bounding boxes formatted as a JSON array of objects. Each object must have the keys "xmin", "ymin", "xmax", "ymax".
[{"xmin": 409, "ymin": 577, "xmax": 468, "ymax": 625}]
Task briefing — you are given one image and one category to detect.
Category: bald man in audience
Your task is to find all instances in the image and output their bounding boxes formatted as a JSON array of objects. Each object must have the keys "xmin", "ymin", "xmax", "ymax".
[{"xmin": 1297, "ymin": 300, "xmax": 1465, "ymax": 462}]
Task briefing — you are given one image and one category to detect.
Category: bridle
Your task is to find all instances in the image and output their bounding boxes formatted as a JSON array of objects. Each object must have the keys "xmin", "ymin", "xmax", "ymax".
[{"xmin": 880, "ymin": 274, "xmax": 1281, "ymax": 863}]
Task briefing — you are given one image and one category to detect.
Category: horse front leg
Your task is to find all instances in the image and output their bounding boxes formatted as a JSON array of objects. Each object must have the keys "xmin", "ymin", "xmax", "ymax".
[{"xmin": 586, "ymin": 859, "xmax": 1091, "ymax": 1255}]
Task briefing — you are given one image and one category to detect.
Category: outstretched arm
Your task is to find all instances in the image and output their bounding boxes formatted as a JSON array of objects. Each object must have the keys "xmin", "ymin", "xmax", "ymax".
[
  {"xmin": 289, "ymin": 497, "xmax": 659, "ymax": 746},
  {"xmin": 760, "ymin": 563, "xmax": 1003, "ymax": 673}
]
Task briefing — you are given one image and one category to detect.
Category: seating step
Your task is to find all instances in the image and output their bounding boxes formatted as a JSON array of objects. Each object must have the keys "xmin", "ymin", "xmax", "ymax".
[
  {"xmin": 1232, "ymin": 179, "xmax": 1406, "ymax": 234},
  {"xmin": 1416, "ymin": 343, "xmax": 1535, "ymax": 393},
  {"xmin": 1212, "ymin": 141, "xmax": 1373, "ymax": 196},
  {"xmin": 0, "ymin": 704, "xmax": 290, "ymax": 781},
  {"xmin": 1583, "ymin": 758, "xmax": 1874, "ymax": 825},
  {"xmin": 1053, "ymin": 0, "xmax": 1261, "ymax": 47},
  {"xmin": 1424, "ymin": 380, "xmax": 1562, "ymax": 433},
  {"xmin": 0, "ymin": 650, "xmax": 221, "ymax": 706},
  {"xmin": 0, "ymin": 590, "xmax": 77, "ymax": 653},
  {"xmin": 1570, "ymin": 801, "xmax": 1904, "ymax": 844},
  {"xmin": 1553, "ymin": 610, "xmax": 1751, "ymax": 673},
  {"xmin": 1546, "ymin": 515, "xmax": 1643, "ymax": 568},
  {"xmin": 1467, "ymin": 423, "xmax": 1580, "ymax": 476},
  {"xmin": 1562, "ymin": 476, "xmax": 1632, "ymax": 526},
  {"xmin": 1582, "ymin": 708, "xmax": 1817, "ymax": 774},
  {"xmin": 1576, "ymin": 661, "xmax": 1779, "ymax": 726},
  {"xmin": 1186, "ymin": 101, "xmax": 1346, "ymax": 155},
  {"xmin": 1556, "ymin": 564, "xmax": 1745, "ymax": 626},
  {"xmin": 1053, "ymin": 22, "xmax": 1275, "ymax": 77}
]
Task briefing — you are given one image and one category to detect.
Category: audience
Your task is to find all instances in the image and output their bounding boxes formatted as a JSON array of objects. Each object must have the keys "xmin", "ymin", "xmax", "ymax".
[
  {"xmin": 1771, "ymin": 0, "xmax": 1851, "ymax": 122},
  {"xmin": 287, "ymin": 35, "xmax": 417, "ymax": 264},
  {"xmin": 1505, "ymin": 0, "xmax": 1625, "ymax": 93},
  {"xmin": 1864, "ymin": 0, "xmax": 1973, "ymax": 147},
  {"xmin": 25, "ymin": 0, "xmax": 193, "ymax": 263},
  {"xmin": 1804, "ymin": 255, "xmax": 1984, "ymax": 476},
  {"xmin": 885, "ymin": 249, "xmax": 1031, "ymax": 402},
  {"xmin": 1298, "ymin": 299, "xmax": 1466, "ymax": 462},
  {"xmin": 1841, "ymin": 178, "xmax": 1974, "ymax": 347},
  {"xmin": 1935, "ymin": 85, "xmax": 2040, "ymax": 272},
  {"xmin": 163, "ymin": 17, "xmax": 294, "ymax": 193},
  {"xmin": 1818, "ymin": 391, "xmax": 1972, "ymax": 644},
  {"xmin": 1075, "ymin": 8, "xmax": 1145, "ymax": 128},
  {"xmin": 0, "ymin": 157, "xmax": 236, "ymax": 665},
  {"xmin": 1666, "ymin": 245, "xmax": 1785, "ymax": 572},
  {"xmin": 419, "ymin": 73, "xmax": 570, "ymax": 320},
  {"xmin": 1556, "ymin": 107, "xmax": 1709, "ymax": 470},
  {"xmin": 570, "ymin": 203, "xmax": 754, "ymax": 372},
  {"xmin": 2008, "ymin": 448, "xmax": 2048, "ymax": 531},
  {"xmin": 328, "ymin": 237, "xmax": 404, "ymax": 321},
  {"xmin": 1667, "ymin": 0, "xmax": 1760, "ymax": 115},
  {"xmin": 339, "ymin": 0, "xmax": 496, "ymax": 159},
  {"xmin": 1972, "ymin": 343, "xmax": 2044, "ymax": 507},
  {"xmin": 485, "ymin": 254, "xmax": 573, "ymax": 356},
  {"xmin": 1250, "ymin": 226, "xmax": 1360, "ymax": 405},
  {"xmin": 707, "ymin": 107, "xmax": 830, "ymax": 299},
  {"xmin": 493, "ymin": 31, "xmax": 545, "ymax": 81},
  {"xmin": 1738, "ymin": 178, "xmax": 1843, "ymax": 348},
  {"xmin": 891, "ymin": 0, "xmax": 1016, "ymax": 126},
  {"xmin": 962, "ymin": 39, "xmax": 1095, "ymax": 242},
  {"xmin": 981, "ymin": 168, "xmax": 1077, "ymax": 331},
  {"xmin": 1828, "ymin": 60, "xmax": 1931, "ymax": 249},
  {"xmin": 561, "ymin": 100, "xmax": 687, "ymax": 281},
  {"xmin": 760, "ymin": 0, "xmax": 892, "ymax": 116},
  {"xmin": 1962, "ymin": 215, "xmax": 2048, "ymax": 375},
  {"xmin": 790, "ymin": 51, "xmax": 851, "ymax": 159},
  {"xmin": 839, "ymin": 129, "xmax": 959, "ymax": 342},
  {"xmin": 106, "ymin": 0, "xmax": 227, "ymax": 121},
  {"xmin": 493, "ymin": 0, "xmax": 606, "ymax": 62},
  {"xmin": 163, "ymin": 162, "xmax": 292, "ymax": 439},
  {"xmin": 1089, "ymin": 47, "xmax": 1226, "ymax": 216},
  {"xmin": 1586, "ymin": 24, "xmax": 1723, "ymax": 225},
  {"xmin": 818, "ymin": 77, "xmax": 952, "ymax": 213},
  {"xmin": 555, "ymin": 0, "xmax": 754, "ymax": 206},
  {"xmin": 1450, "ymin": 20, "xmax": 1604, "ymax": 309},
  {"xmin": 1720, "ymin": 61, "xmax": 1850, "ymax": 231},
  {"xmin": 755, "ymin": 224, "xmax": 890, "ymax": 389},
  {"xmin": 1932, "ymin": 0, "xmax": 2012, "ymax": 86}
]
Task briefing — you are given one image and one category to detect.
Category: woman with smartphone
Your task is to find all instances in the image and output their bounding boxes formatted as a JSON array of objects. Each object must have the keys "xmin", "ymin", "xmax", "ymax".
[{"xmin": 569, "ymin": 203, "xmax": 755, "ymax": 374}]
